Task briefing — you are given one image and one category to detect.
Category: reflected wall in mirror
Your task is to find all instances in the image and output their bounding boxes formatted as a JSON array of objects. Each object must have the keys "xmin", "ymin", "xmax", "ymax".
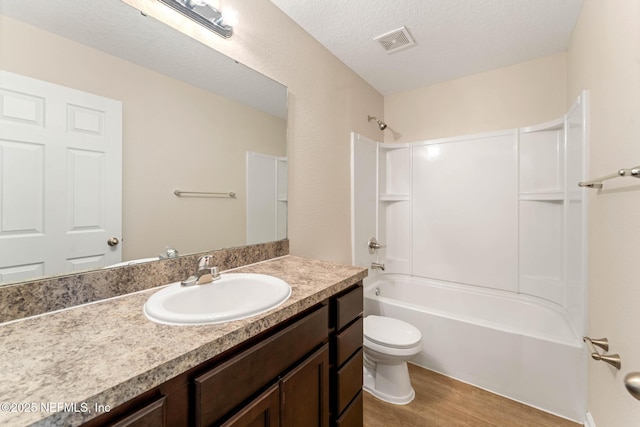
[{"xmin": 0, "ymin": 0, "xmax": 287, "ymax": 285}]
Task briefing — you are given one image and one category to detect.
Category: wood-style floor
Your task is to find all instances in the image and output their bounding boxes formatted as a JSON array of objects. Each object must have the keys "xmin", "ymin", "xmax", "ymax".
[{"xmin": 363, "ymin": 364, "xmax": 580, "ymax": 427}]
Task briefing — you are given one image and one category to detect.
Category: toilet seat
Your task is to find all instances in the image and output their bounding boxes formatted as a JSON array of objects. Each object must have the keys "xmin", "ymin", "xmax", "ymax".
[{"xmin": 364, "ymin": 315, "xmax": 422, "ymax": 349}]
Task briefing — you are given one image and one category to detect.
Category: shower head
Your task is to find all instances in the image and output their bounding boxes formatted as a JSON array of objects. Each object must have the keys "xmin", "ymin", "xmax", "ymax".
[{"xmin": 368, "ymin": 115, "xmax": 388, "ymax": 131}]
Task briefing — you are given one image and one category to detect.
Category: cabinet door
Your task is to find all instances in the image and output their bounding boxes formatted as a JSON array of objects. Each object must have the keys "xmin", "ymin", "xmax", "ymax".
[
  {"xmin": 195, "ymin": 306, "xmax": 328, "ymax": 426},
  {"xmin": 109, "ymin": 396, "xmax": 166, "ymax": 427},
  {"xmin": 280, "ymin": 344, "xmax": 329, "ymax": 427},
  {"xmin": 221, "ymin": 384, "xmax": 280, "ymax": 427}
]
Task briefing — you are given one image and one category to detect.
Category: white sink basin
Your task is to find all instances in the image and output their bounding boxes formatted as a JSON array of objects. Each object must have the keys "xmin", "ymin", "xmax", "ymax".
[{"xmin": 144, "ymin": 273, "xmax": 291, "ymax": 325}]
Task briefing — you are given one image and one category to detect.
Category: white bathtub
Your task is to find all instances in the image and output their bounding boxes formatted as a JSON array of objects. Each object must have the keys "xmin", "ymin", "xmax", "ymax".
[{"xmin": 364, "ymin": 274, "xmax": 587, "ymax": 423}]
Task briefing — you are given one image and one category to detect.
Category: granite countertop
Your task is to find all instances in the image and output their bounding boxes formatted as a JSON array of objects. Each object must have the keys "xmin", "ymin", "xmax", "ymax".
[{"xmin": 0, "ymin": 255, "xmax": 367, "ymax": 427}]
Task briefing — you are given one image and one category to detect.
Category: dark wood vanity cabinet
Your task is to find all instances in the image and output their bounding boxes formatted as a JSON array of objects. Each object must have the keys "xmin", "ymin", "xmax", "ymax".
[
  {"xmin": 194, "ymin": 304, "xmax": 330, "ymax": 426},
  {"xmin": 217, "ymin": 344, "xmax": 329, "ymax": 427},
  {"xmin": 329, "ymin": 285, "xmax": 364, "ymax": 427},
  {"xmin": 82, "ymin": 282, "xmax": 363, "ymax": 427}
]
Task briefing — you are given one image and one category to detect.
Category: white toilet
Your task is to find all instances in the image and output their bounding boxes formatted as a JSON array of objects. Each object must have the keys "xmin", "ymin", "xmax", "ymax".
[{"xmin": 363, "ymin": 315, "xmax": 422, "ymax": 405}]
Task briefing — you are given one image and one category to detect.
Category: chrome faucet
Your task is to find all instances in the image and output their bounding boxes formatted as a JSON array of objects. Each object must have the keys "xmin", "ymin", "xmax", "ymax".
[
  {"xmin": 159, "ymin": 246, "xmax": 179, "ymax": 259},
  {"xmin": 371, "ymin": 262, "xmax": 385, "ymax": 271},
  {"xmin": 181, "ymin": 255, "xmax": 221, "ymax": 286}
]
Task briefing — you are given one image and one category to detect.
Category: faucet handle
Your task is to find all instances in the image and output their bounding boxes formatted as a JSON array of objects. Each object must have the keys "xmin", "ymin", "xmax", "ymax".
[{"xmin": 368, "ymin": 237, "xmax": 386, "ymax": 254}]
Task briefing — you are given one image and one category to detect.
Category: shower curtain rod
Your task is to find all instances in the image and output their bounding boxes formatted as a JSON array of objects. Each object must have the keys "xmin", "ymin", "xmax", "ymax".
[{"xmin": 578, "ymin": 166, "xmax": 640, "ymax": 189}]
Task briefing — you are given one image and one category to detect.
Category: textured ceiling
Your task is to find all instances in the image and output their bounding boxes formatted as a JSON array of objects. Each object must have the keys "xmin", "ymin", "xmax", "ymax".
[
  {"xmin": 0, "ymin": 0, "xmax": 287, "ymax": 118},
  {"xmin": 270, "ymin": 0, "xmax": 584, "ymax": 95}
]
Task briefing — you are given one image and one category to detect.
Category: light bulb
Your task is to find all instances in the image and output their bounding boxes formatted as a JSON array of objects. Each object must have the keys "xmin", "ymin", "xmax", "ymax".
[{"xmin": 221, "ymin": 7, "xmax": 239, "ymax": 26}]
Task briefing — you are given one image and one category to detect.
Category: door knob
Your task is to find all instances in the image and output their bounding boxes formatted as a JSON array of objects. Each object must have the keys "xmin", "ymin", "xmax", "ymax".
[
  {"xmin": 625, "ymin": 372, "xmax": 640, "ymax": 400},
  {"xmin": 107, "ymin": 237, "xmax": 120, "ymax": 247}
]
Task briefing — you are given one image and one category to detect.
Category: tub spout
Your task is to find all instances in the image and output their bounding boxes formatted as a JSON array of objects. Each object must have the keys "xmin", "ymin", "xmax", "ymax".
[{"xmin": 371, "ymin": 262, "xmax": 385, "ymax": 271}]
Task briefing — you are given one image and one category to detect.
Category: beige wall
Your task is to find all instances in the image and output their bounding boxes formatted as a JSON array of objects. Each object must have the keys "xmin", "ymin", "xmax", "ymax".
[
  {"xmin": 0, "ymin": 15, "xmax": 286, "ymax": 261},
  {"xmin": 384, "ymin": 53, "xmax": 567, "ymax": 143},
  {"xmin": 62, "ymin": 0, "xmax": 640, "ymax": 423},
  {"xmin": 568, "ymin": 1, "xmax": 640, "ymax": 425},
  {"xmin": 124, "ymin": 0, "xmax": 385, "ymax": 265},
  {"xmin": 6, "ymin": 0, "xmax": 640, "ymax": 423}
]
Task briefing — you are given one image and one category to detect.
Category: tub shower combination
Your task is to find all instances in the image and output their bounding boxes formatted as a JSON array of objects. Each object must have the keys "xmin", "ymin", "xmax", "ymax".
[
  {"xmin": 364, "ymin": 275, "xmax": 586, "ymax": 421},
  {"xmin": 352, "ymin": 94, "xmax": 589, "ymax": 422}
]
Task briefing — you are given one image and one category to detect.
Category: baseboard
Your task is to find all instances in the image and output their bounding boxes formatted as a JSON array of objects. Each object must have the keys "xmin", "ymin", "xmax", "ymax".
[{"xmin": 584, "ymin": 411, "xmax": 596, "ymax": 427}]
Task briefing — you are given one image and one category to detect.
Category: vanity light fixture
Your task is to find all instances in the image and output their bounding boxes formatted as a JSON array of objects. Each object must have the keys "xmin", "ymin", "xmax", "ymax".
[{"xmin": 158, "ymin": 0, "xmax": 236, "ymax": 39}]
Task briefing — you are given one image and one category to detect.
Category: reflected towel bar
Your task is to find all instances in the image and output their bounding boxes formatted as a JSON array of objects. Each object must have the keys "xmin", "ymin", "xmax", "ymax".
[
  {"xmin": 174, "ymin": 190, "xmax": 236, "ymax": 198},
  {"xmin": 579, "ymin": 166, "xmax": 640, "ymax": 189}
]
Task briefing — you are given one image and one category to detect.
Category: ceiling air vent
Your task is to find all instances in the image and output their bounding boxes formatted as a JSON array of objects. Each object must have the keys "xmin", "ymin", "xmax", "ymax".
[{"xmin": 374, "ymin": 26, "xmax": 416, "ymax": 53}]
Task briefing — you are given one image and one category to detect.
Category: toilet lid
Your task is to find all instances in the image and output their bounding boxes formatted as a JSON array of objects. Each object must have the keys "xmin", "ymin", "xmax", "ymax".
[{"xmin": 364, "ymin": 315, "xmax": 422, "ymax": 349}]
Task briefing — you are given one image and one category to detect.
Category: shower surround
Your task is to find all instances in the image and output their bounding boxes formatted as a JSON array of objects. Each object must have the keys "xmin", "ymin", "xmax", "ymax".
[{"xmin": 352, "ymin": 93, "xmax": 589, "ymax": 422}]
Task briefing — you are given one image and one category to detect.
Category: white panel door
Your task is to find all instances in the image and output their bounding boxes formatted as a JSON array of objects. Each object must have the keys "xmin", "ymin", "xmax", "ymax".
[
  {"xmin": 0, "ymin": 70, "xmax": 122, "ymax": 283},
  {"xmin": 412, "ymin": 133, "xmax": 517, "ymax": 291},
  {"xmin": 350, "ymin": 133, "xmax": 378, "ymax": 268}
]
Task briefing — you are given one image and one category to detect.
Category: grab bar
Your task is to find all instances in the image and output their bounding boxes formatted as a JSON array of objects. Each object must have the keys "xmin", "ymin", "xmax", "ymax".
[
  {"xmin": 584, "ymin": 337, "xmax": 621, "ymax": 370},
  {"xmin": 579, "ymin": 166, "xmax": 640, "ymax": 189},
  {"xmin": 174, "ymin": 190, "xmax": 236, "ymax": 198}
]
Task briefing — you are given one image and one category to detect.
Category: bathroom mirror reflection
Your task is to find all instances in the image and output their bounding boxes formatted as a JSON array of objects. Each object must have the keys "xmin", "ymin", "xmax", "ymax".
[{"xmin": 0, "ymin": 0, "xmax": 288, "ymax": 285}]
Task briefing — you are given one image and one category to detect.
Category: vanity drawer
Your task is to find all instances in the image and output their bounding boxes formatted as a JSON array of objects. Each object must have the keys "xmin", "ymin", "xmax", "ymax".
[
  {"xmin": 333, "ymin": 285, "xmax": 363, "ymax": 331},
  {"xmin": 335, "ymin": 349, "xmax": 363, "ymax": 415},
  {"xmin": 194, "ymin": 304, "xmax": 328, "ymax": 426},
  {"xmin": 335, "ymin": 391, "xmax": 363, "ymax": 427},
  {"xmin": 334, "ymin": 316, "xmax": 363, "ymax": 367}
]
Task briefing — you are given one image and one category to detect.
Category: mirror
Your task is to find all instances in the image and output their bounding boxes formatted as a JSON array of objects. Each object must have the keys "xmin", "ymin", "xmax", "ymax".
[{"xmin": 0, "ymin": 0, "xmax": 287, "ymax": 285}]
